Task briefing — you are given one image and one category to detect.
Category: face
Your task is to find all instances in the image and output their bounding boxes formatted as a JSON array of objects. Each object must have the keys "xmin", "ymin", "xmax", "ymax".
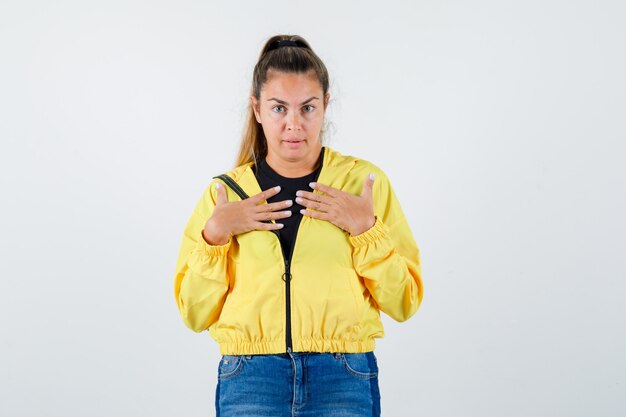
[{"xmin": 251, "ymin": 70, "xmax": 330, "ymax": 166}]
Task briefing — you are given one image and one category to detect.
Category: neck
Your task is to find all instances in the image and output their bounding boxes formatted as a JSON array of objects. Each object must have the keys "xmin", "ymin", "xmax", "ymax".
[{"xmin": 265, "ymin": 147, "xmax": 323, "ymax": 178}]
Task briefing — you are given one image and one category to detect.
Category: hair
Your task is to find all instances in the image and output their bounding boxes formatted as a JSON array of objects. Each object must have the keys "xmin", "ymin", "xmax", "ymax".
[{"xmin": 235, "ymin": 34, "xmax": 331, "ymax": 167}]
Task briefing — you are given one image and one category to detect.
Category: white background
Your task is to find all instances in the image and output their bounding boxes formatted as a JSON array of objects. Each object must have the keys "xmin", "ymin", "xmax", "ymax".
[{"xmin": 1, "ymin": 1, "xmax": 625, "ymax": 416}]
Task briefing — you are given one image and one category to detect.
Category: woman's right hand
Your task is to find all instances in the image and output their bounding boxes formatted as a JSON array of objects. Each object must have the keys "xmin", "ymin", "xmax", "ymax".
[{"xmin": 202, "ymin": 183, "xmax": 291, "ymax": 245}]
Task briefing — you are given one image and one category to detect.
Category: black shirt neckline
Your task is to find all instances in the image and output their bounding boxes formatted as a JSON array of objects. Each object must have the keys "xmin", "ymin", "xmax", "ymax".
[{"xmin": 254, "ymin": 146, "xmax": 325, "ymax": 183}]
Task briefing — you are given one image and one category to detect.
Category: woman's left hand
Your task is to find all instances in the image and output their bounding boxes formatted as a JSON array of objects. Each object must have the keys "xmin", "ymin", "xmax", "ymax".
[{"xmin": 296, "ymin": 173, "xmax": 376, "ymax": 236}]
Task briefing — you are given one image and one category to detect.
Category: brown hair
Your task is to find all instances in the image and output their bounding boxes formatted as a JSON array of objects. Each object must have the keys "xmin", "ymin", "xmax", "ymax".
[{"xmin": 235, "ymin": 34, "xmax": 331, "ymax": 167}]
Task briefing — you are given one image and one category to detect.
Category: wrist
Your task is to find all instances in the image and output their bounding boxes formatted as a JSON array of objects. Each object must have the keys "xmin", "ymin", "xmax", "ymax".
[
  {"xmin": 203, "ymin": 221, "xmax": 231, "ymax": 245},
  {"xmin": 350, "ymin": 215, "xmax": 376, "ymax": 236}
]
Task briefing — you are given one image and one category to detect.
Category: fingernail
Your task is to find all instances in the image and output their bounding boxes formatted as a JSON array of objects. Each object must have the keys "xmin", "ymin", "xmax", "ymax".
[
  {"xmin": 369, "ymin": 173, "xmax": 375, "ymax": 180},
  {"xmin": 300, "ymin": 209, "xmax": 306, "ymax": 214},
  {"xmin": 309, "ymin": 182, "xmax": 316, "ymax": 188},
  {"xmin": 285, "ymin": 200, "xmax": 293, "ymax": 206},
  {"xmin": 216, "ymin": 183, "xmax": 221, "ymax": 189},
  {"xmin": 277, "ymin": 223, "xmax": 284, "ymax": 228},
  {"xmin": 295, "ymin": 197, "xmax": 303, "ymax": 204},
  {"xmin": 284, "ymin": 211, "xmax": 292, "ymax": 216},
  {"xmin": 275, "ymin": 186, "xmax": 281, "ymax": 192},
  {"xmin": 296, "ymin": 191, "xmax": 303, "ymax": 197}
]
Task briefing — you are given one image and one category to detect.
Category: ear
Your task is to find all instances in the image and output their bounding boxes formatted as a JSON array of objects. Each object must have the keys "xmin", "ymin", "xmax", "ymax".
[
  {"xmin": 324, "ymin": 92, "xmax": 330, "ymax": 110},
  {"xmin": 250, "ymin": 96, "xmax": 262, "ymax": 123}
]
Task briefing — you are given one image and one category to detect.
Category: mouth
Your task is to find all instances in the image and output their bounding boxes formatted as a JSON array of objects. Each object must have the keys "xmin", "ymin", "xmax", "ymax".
[{"xmin": 283, "ymin": 139, "xmax": 305, "ymax": 148}]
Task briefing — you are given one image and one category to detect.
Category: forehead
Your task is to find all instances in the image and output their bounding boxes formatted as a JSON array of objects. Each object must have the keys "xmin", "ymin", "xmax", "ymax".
[{"xmin": 261, "ymin": 70, "xmax": 323, "ymax": 99}]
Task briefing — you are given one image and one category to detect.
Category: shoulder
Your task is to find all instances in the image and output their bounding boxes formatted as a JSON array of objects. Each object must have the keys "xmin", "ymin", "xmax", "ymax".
[
  {"xmin": 325, "ymin": 146, "xmax": 390, "ymax": 183},
  {"xmin": 206, "ymin": 162, "xmax": 254, "ymax": 191},
  {"xmin": 199, "ymin": 162, "xmax": 254, "ymax": 205},
  {"xmin": 215, "ymin": 162, "xmax": 253, "ymax": 183}
]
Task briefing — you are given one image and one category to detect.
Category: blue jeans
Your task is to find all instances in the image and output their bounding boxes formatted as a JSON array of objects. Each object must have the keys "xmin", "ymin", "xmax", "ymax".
[{"xmin": 215, "ymin": 351, "xmax": 381, "ymax": 416}]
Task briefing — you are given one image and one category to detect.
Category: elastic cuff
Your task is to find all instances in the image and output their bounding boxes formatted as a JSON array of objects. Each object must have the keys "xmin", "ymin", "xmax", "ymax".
[
  {"xmin": 349, "ymin": 216, "xmax": 389, "ymax": 247},
  {"xmin": 195, "ymin": 230, "xmax": 231, "ymax": 256}
]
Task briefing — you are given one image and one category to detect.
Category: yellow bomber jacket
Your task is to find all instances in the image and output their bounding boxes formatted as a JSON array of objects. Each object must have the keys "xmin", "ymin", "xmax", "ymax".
[{"xmin": 174, "ymin": 147, "xmax": 423, "ymax": 355}]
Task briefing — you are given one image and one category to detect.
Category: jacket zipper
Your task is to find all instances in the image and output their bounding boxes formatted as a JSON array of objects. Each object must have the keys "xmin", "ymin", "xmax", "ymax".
[
  {"xmin": 272, "ymin": 220, "xmax": 301, "ymax": 353},
  {"xmin": 266, "ymin": 146, "xmax": 325, "ymax": 353}
]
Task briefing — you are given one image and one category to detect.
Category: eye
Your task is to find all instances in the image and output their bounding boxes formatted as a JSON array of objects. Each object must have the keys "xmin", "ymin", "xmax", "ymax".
[
  {"xmin": 303, "ymin": 105, "xmax": 315, "ymax": 113},
  {"xmin": 272, "ymin": 105, "xmax": 286, "ymax": 113}
]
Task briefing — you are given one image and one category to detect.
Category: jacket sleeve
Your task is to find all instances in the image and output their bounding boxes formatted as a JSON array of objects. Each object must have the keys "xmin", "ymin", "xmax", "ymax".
[
  {"xmin": 349, "ymin": 171, "xmax": 424, "ymax": 322},
  {"xmin": 173, "ymin": 181, "xmax": 231, "ymax": 332}
]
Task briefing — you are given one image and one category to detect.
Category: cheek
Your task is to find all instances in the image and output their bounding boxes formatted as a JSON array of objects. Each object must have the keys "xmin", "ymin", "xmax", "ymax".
[
  {"xmin": 306, "ymin": 114, "xmax": 324, "ymax": 128},
  {"xmin": 264, "ymin": 112, "xmax": 285, "ymax": 128},
  {"xmin": 261, "ymin": 120, "xmax": 283, "ymax": 140}
]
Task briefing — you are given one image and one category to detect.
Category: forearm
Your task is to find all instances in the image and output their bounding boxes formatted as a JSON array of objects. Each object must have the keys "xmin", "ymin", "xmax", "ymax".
[{"xmin": 350, "ymin": 216, "xmax": 423, "ymax": 322}]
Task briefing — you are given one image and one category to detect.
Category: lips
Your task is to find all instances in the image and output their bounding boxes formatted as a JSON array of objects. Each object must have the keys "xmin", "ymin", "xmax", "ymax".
[{"xmin": 283, "ymin": 139, "xmax": 305, "ymax": 148}]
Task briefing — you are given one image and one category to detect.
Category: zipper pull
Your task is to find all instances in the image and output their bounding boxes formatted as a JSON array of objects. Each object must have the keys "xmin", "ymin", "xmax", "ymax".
[{"xmin": 282, "ymin": 259, "xmax": 291, "ymax": 282}]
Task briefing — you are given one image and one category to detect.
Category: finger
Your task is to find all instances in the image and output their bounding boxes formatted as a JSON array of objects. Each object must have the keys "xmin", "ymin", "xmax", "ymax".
[
  {"xmin": 295, "ymin": 190, "xmax": 330, "ymax": 204},
  {"xmin": 253, "ymin": 210, "xmax": 292, "ymax": 221},
  {"xmin": 215, "ymin": 182, "xmax": 228, "ymax": 205},
  {"xmin": 360, "ymin": 173, "xmax": 375, "ymax": 200},
  {"xmin": 295, "ymin": 195, "xmax": 330, "ymax": 212},
  {"xmin": 253, "ymin": 221, "xmax": 285, "ymax": 231},
  {"xmin": 300, "ymin": 208, "xmax": 331, "ymax": 221},
  {"xmin": 257, "ymin": 199, "xmax": 293, "ymax": 213},
  {"xmin": 250, "ymin": 185, "xmax": 281, "ymax": 204},
  {"xmin": 309, "ymin": 182, "xmax": 340, "ymax": 197}
]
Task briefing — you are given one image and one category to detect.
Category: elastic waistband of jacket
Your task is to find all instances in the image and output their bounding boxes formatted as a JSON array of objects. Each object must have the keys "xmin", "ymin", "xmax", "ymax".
[{"xmin": 218, "ymin": 339, "xmax": 376, "ymax": 355}]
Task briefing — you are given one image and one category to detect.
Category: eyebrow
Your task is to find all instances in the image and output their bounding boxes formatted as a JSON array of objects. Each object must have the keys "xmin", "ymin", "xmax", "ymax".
[{"xmin": 266, "ymin": 97, "xmax": 319, "ymax": 105}]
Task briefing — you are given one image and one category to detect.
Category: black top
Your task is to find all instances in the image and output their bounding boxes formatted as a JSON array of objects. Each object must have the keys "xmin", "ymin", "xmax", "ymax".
[{"xmin": 253, "ymin": 147, "xmax": 324, "ymax": 260}]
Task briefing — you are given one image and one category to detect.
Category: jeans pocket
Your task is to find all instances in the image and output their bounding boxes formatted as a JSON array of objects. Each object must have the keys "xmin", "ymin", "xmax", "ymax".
[
  {"xmin": 340, "ymin": 352, "xmax": 378, "ymax": 380},
  {"xmin": 218, "ymin": 355, "xmax": 245, "ymax": 380}
]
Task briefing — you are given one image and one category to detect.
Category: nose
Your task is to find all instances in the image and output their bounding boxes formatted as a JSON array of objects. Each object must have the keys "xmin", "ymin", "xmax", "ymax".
[{"xmin": 286, "ymin": 110, "xmax": 302, "ymax": 131}]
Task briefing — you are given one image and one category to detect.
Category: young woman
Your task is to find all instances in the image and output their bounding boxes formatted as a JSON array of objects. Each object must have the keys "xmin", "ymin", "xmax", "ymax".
[{"xmin": 174, "ymin": 34, "xmax": 424, "ymax": 416}]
